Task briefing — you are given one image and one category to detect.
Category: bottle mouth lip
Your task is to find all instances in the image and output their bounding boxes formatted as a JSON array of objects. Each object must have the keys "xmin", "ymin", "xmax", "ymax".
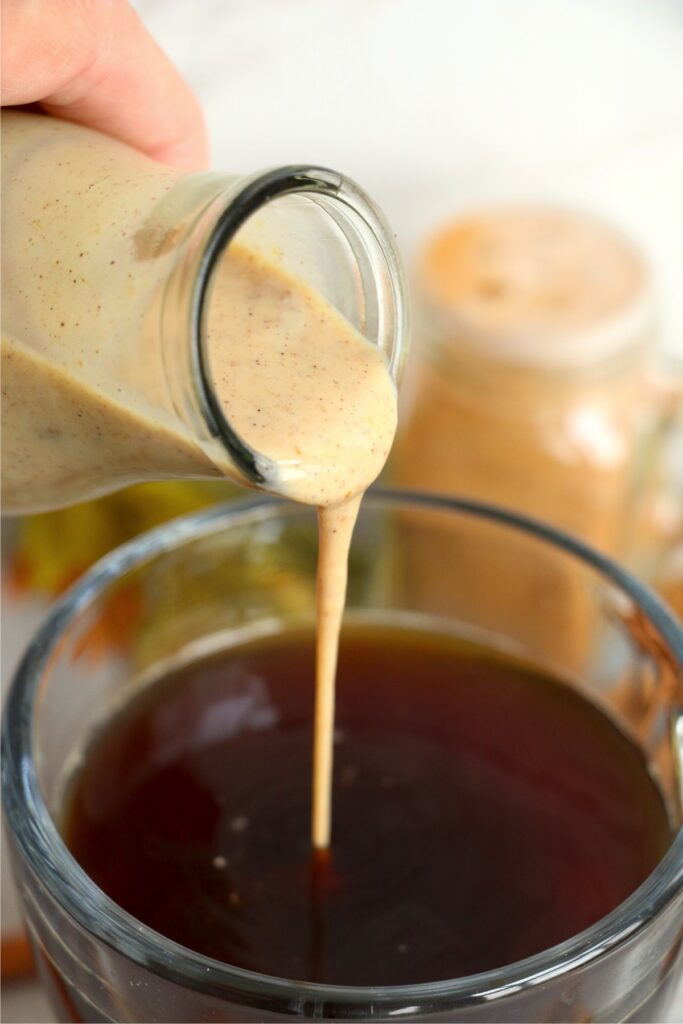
[{"xmin": 190, "ymin": 165, "xmax": 409, "ymax": 491}]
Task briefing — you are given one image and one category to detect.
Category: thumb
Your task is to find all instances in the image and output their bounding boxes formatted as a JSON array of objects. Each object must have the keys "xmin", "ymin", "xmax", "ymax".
[{"xmin": 1, "ymin": 0, "xmax": 209, "ymax": 171}]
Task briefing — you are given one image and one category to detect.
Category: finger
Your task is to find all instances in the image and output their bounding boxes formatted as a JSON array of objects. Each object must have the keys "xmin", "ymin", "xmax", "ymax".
[{"xmin": 1, "ymin": 0, "xmax": 209, "ymax": 171}]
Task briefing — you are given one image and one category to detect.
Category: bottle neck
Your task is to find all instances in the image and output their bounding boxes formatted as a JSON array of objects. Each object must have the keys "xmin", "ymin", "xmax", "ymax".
[{"xmin": 161, "ymin": 167, "xmax": 409, "ymax": 493}]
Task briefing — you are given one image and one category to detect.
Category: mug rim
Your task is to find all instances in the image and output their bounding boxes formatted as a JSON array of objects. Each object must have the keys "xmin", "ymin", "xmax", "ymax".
[{"xmin": 3, "ymin": 489, "xmax": 683, "ymax": 1016}]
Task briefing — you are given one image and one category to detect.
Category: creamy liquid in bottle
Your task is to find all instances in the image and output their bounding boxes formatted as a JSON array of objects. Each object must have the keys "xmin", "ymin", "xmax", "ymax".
[{"xmin": 2, "ymin": 114, "xmax": 398, "ymax": 848}]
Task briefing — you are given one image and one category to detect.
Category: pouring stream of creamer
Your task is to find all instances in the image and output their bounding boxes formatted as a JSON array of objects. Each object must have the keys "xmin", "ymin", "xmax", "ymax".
[{"xmin": 205, "ymin": 247, "xmax": 398, "ymax": 848}]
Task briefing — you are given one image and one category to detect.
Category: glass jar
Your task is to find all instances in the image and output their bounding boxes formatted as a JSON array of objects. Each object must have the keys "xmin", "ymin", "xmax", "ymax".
[
  {"xmin": 394, "ymin": 207, "xmax": 656, "ymax": 556},
  {"xmin": 392, "ymin": 207, "xmax": 666, "ymax": 669},
  {"xmin": 1, "ymin": 111, "xmax": 407, "ymax": 514},
  {"xmin": 2, "ymin": 493, "xmax": 682, "ymax": 1021}
]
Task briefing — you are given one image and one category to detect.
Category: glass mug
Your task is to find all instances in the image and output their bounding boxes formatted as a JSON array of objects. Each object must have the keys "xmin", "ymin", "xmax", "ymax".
[{"xmin": 3, "ymin": 492, "xmax": 682, "ymax": 1022}]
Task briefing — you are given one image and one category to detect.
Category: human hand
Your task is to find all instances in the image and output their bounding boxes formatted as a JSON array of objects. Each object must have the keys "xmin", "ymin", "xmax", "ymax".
[{"xmin": 1, "ymin": 0, "xmax": 209, "ymax": 171}]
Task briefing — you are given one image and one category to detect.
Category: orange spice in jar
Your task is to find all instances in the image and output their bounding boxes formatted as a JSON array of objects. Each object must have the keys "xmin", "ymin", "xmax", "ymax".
[{"xmin": 393, "ymin": 207, "xmax": 657, "ymax": 674}]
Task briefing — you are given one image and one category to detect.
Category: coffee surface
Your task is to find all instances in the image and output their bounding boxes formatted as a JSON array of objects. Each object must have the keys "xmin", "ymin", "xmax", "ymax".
[{"xmin": 63, "ymin": 623, "xmax": 671, "ymax": 985}]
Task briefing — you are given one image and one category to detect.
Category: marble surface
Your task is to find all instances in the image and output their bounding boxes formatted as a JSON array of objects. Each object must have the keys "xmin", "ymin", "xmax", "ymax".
[{"xmin": 2, "ymin": 1, "xmax": 682, "ymax": 1020}]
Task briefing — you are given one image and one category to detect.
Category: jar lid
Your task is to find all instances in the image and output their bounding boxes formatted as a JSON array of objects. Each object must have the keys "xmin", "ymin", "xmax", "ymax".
[{"xmin": 419, "ymin": 207, "xmax": 654, "ymax": 369}]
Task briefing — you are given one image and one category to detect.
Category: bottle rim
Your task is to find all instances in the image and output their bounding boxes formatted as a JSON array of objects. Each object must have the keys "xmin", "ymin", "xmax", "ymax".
[{"xmin": 190, "ymin": 166, "xmax": 409, "ymax": 490}]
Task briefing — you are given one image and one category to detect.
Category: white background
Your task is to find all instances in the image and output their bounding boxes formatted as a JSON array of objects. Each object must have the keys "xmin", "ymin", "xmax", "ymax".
[
  {"xmin": 3, "ymin": 1, "xmax": 682, "ymax": 1020},
  {"xmin": 139, "ymin": 0, "xmax": 683, "ymax": 361}
]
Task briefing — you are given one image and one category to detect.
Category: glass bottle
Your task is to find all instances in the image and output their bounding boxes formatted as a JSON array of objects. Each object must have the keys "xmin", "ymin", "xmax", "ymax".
[{"xmin": 1, "ymin": 111, "xmax": 407, "ymax": 514}]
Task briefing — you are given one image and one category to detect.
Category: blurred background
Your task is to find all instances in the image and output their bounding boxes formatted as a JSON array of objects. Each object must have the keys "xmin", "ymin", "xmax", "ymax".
[
  {"xmin": 3, "ymin": 1, "xmax": 683, "ymax": 1018},
  {"xmin": 143, "ymin": 0, "xmax": 683, "ymax": 363}
]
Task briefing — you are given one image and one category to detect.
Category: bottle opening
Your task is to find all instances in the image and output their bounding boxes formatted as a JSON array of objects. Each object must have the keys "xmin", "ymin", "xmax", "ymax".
[{"xmin": 191, "ymin": 168, "xmax": 408, "ymax": 495}]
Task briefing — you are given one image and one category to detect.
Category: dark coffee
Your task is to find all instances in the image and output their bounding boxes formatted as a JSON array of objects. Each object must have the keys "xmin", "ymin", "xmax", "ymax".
[{"xmin": 63, "ymin": 624, "xmax": 671, "ymax": 986}]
